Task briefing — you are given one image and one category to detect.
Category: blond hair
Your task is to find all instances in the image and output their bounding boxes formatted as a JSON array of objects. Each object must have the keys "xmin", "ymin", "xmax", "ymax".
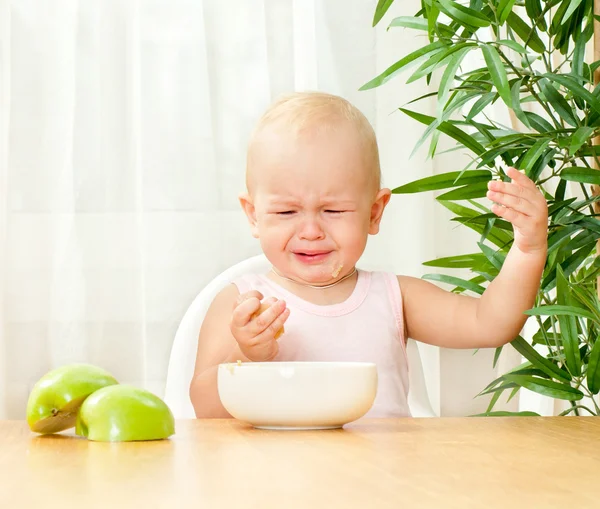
[{"xmin": 246, "ymin": 91, "xmax": 381, "ymax": 191}]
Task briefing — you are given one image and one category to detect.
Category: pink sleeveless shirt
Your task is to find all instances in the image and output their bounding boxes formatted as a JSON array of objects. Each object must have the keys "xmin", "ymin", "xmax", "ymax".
[{"xmin": 232, "ymin": 270, "xmax": 411, "ymax": 418}]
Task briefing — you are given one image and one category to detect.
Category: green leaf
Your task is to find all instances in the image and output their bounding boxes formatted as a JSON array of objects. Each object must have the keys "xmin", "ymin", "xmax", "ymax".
[
  {"xmin": 436, "ymin": 182, "xmax": 489, "ymax": 200},
  {"xmin": 569, "ymin": 285, "xmax": 600, "ymax": 322},
  {"xmin": 480, "ymin": 381, "xmax": 519, "ymax": 396},
  {"xmin": 510, "ymin": 79, "xmax": 532, "ymax": 129},
  {"xmin": 547, "ymin": 224, "xmax": 580, "ymax": 254},
  {"xmin": 410, "ymin": 92, "xmax": 479, "ymax": 158},
  {"xmin": 525, "ymin": 112, "xmax": 554, "ymax": 133},
  {"xmin": 388, "ymin": 16, "xmax": 427, "ymax": 31},
  {"xmin": 555, "ymin": 179, "xmax": 567, "ymax": 202},
  {"xmin": 529, "ymin": 148, "xmax": 556, "ymax": 183},
  {"xmin": 586, "ymin": 338, "xmax": 600, "ymax": 394},
  {"xmin": 539, "ymin": 79, "xmax": 579, "ymax": 127},
  {"xmin": 426, "ymin": 4, "xmax": 440, "ymax": 42},
  {"xmin": 467, "ymin": 92, "xmax": 496, "ymax": 120},
  {"xmin": 506, "ymin": 386, "xmax": 520, "ymax": 403},
  {"xmin": 437, "ymin": 0, "xmax": 491, "ymax": 28},
  {"xmin": 524, "ymin": 305, "xmax": 598, "ymax": 322},
  {"xmin": 442, "ymin": 203, "xmax": 514, "ymax": 248},
  {"xmin": 498, "ymin": 0, "xmax": 517, "ymax": 24},
  {"xmin": 510, "ymin": 336, "xmax": 571, "ymax": 382},
  {"xmin": 519, "ymin": 138, "xmax": 552, "ymax": 175},
  {"xmin": 543, "ymin": 243, "xmax": 597, "ymax": 291},
  {"xmin": 525, "ymin": 0, "xmax": 544, "ymax": 30},
  {"xmin": 549, "ymin": 198, "xmax": 577, "ymax": 218},
  {"xmin": 486, "ymin": 389, "xmax": 503, "ymax": 412},
  {"xmin": 373, "ymin": 0, "xmax": 394, "ymax": 27},
  {"xmin": 578, "ymin": 218, "xmax": 600, "ymax": 235},
  {"xmin": 503, "ymin": 375, "xmax": 583, "ymax": 400},
  {"xmin": 495, "ymin": 39, "xmax": 527, "ymax": 54},
  {"xmin": 567, "ymin": 230, "xmax": 598, "ymax": 252},
  {"xmin": 550, "ymin": 0, "xmax": 571, "ymax": 36},
  {"xmin": 360, "ymin": 41, "xmax": 447, "ymax": 90},
  {"xmin": 389, "ymin": 17, "xmax": 455, "ymax": 37},
  {"xmin": 477, "ymin": 242, "xmax": 505, "ymax": 270},
  {"xmin": 437, "ymin": 47, "xmax": 473, "ymax": 113},
  {"xmin": 473, "ymin": 411, "xmax": 541, "ymax": 417},
  {"xmin": 571, "ymin": 29, "xmax": 586, "ymax": 85},
  {"xmin": 562, "ymin": 0, "xmax": 584, "ymax": 23},
  {"xmin": 406, "ymin": 43, "xmax": 478, "ymax": 84},
  {"xmin": 493, "ymin": 346, "xmax": 503, "ymax": 368},
  {"xmin": 480, "ymin": 216, "xmax": 496, "ymax": 244},
  {"xmin": 392, "ymin": 170, "xmax": 491, "ymax": 194},
  {"xmin": 452, "ymin": 214, "xmax": 512, "ymax": 232},
  {"xmin": 406, "ymin": 49, "xmax": 450, "ymax": 84},
  {"xmin": 556, "ymin": 265, "xmax": 581, "ymax": 376},
  {"xmin": 506, "ymin": 12, "xmax": 546, "ymax": 53},
  {"xmin": 569, "ymin": 128, "xmax": 593, "ymax": 156},
  {"xmin": 422, "ymin": 273, "xmax": 485, "ymax": 295},
  {"xmin": 560, "ymin": 166, "xmax": 600, "ymax": 185},
  {"xmin": 422, "ymin": 253, "xmax": 489, "ymax": 269},
  {"xmin": 481, "ymin": 45, "xmax": 511, "ymax": 108},
  {"xmin": 400, "ymin": 108, "xmax": 486, "ymax": 155},
  {"xmin": 544, "ymin": 73, "xmax": 600, "ymax": 115}
]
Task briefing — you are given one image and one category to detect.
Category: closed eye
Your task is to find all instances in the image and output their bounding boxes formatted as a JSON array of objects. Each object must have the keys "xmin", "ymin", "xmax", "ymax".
[
  {"xmin": 276, "ymin": 211, "xmax": 295, "ymax": 215},
  {"xmin": 325, "ymin": 210, "xmax": 345, "ymax": 214}
]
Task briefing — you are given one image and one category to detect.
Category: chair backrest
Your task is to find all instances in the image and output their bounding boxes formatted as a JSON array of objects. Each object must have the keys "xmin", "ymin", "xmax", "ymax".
[{"xmin": 164, "ymin": 254, "xmax": 436, "ymax": 418}]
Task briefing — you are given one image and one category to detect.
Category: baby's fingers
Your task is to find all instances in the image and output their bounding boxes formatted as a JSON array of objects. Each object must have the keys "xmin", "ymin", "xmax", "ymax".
[
  {"xmin": 231, "ymin": 297, "xmax": 262, "ymax": 327},
  {"xmin": 505, "ymin": 166, "xmax": 536, "ymax": 189},
  {"xmin": 490, "ymin": 204, "xmax": 529, "ymax": 227},
  {"xmin": 253, "ymin": 306, "xmax": 290, "ymax": 342},
  {"xmin": 250, "ymin": 300, "xmax": 287, "ymax": 335},
  {"xmin": 236, "ymin": 290, "xmax": 264, "ymax": 306},
  {"xmin": 486, "ymin": 189, "xmax": 536, "ymax": 217}
]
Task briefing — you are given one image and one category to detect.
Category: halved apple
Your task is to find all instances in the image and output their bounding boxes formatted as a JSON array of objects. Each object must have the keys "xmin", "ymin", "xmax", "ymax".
[
  {"xmin": 75, "ymin": 385, "xmax": 175, "ymax": 442},
  {"xmin": 27, "ymin": 364, "xmax": 119, "ymax": 434}
]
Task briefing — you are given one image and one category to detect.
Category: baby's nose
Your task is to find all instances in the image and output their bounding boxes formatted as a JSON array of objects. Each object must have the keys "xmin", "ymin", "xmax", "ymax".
[{"xmin": 298, "ymin": 217, "xmax": 325, "ymax": 240}]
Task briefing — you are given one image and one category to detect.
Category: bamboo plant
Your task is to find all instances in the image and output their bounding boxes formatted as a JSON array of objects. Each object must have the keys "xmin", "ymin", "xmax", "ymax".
[{"xmin": 364, "ymin": 0, "xmax": 600, "ymax": 415}]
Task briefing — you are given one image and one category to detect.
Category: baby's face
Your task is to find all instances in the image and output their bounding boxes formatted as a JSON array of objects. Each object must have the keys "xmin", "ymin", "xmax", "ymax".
[{"xmin": 242, "ymin": 123, "xmax": 388, "ymax": 285}]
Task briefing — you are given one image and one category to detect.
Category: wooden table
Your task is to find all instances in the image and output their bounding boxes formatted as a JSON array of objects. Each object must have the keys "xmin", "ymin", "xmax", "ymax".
[{"xmin": 1, "ymin": 417, "xmax": 599, "ymax": 508}]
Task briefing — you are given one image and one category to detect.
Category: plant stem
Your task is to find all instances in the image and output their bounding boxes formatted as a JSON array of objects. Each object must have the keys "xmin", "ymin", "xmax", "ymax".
[
  {"xmin": 562, "ymin": 404, "xmax": 597, "ymax": 415},
  {"xmin": 570, "ymin": 401, "xmax": 581, "ymax": 416},
  {"xmin": 535, "ymin": 315, "xmax": 556, "ymax": 356}
]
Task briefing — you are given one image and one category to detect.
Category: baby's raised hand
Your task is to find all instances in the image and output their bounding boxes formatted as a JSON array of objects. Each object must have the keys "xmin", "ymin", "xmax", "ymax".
[
  {"xmin": 230, "ymin": 291, "xmax": 289, "ymax": 362},
  {"xmin": 486, "ymin": 167, "xmax": 548, "ymax": 254}
]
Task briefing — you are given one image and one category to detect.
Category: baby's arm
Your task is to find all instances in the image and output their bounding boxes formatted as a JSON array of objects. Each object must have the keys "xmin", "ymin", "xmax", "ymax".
[
  {"xmin": 189, "ymin": 285, "xmax": 288, "ymax": 418},
  {"xmin": 401, "ymin": 167, "xmax": 547, "ymax": 349},
  {"xmin": 398, "ymin": 244, "xmax": 545, "ymax": 348}
]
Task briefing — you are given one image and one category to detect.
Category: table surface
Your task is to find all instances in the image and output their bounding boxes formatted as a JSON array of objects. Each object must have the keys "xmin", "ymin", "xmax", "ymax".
[{"xmin": 1, "ymin": 417, "xmax": 599, "ymax": 509}]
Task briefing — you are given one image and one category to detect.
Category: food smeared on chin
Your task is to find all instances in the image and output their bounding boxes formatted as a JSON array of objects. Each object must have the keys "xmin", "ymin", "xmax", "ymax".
[{"xmin": 331, "ymin": 263, "xmax": 343, "ymax": 278}]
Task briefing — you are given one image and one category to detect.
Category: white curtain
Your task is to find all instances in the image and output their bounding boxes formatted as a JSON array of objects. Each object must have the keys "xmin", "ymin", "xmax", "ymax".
[{"xmin": 0, "ymin": 0, "xmax": 523, "ymax": 419}]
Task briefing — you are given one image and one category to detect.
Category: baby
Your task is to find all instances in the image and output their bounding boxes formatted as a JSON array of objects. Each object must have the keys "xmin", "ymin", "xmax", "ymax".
[{"xmin": 190, "ymin": 91, "xmax": 548, "ymax": 418}]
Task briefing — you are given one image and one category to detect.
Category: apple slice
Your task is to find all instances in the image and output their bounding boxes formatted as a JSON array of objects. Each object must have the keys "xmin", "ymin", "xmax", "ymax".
[
  {"xmin": 27, "ymin": 364, "xmax": 119, "ymax": 434},
  {"xmin": 75, "ymin": 385, "xmax": 175, "ymax": 442}
]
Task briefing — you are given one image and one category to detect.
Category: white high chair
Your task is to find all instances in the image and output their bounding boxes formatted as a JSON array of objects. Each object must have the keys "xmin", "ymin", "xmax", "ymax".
[{"xmin": 164, "ymin": 254, "xmax": 436, "ymax": 418}]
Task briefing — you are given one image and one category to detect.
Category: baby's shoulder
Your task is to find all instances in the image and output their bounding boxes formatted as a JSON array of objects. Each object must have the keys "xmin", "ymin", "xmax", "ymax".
[{"xmin": 207, "ymin": 283, "xmax": 240, "ymax": 314}]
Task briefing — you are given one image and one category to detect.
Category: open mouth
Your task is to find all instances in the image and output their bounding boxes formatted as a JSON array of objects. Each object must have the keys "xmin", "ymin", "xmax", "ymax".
[{"xmin": 293, "ymin": 251, "xmax": 332, "ymax": 263}]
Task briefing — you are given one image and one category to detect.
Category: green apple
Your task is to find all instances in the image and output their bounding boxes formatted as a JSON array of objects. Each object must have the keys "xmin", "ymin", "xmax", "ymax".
[
  {"xmin": 27, "ymin": 364, "xmax": 119, "ymax": 434},
  {"xmin": 75, "ymin": 385, "xmax": 175, "ymax": 442}
]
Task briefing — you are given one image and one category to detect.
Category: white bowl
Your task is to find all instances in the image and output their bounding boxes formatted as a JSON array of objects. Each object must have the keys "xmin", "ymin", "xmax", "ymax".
[{"xmin": 217, "ymin": 361, "xmax": 378, "ymax": 430}]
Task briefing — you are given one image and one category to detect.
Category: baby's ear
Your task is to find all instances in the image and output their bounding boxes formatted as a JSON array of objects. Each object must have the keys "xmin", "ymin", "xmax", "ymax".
[
  {"xmin": 239, "ymin": 193, "xmax": 260, "ymax": 238},
  {"xmin": 369, "ymin": 188, "xmax": 391, "ymax": 235}
]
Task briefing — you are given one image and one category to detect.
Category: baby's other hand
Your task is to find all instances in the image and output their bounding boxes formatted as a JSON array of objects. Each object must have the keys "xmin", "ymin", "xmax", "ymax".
[
  {"xmin": 487, "ymin": 167, "xmax": 548, "ymax": 254},
  {"xmin": 230, "ymin": 291, "xmax": 289, "ymax": 362}
]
